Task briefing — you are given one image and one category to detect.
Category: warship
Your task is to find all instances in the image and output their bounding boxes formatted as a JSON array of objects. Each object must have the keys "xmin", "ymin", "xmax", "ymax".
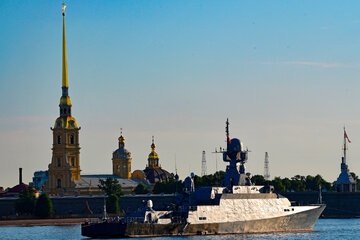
[{"xmin": 82, "ymin": 119, "xmax": 325, "ymax": 238}]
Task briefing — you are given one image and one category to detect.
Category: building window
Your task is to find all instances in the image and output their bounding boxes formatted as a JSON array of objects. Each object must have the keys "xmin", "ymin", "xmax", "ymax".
[
  {"xmin": 70, "ymin": 135, "xmax": 74, "ymax": 144},
  {"xmin": 57, "ymin": 158, "xmax": 61, "ymax": 167},
  {"xmin": 57, "ymin": 179, "xmax": 62, "ymax": 188},
  {"xmin": 57, "ymin": 136, "xmax": 61, "ymax": 144},
  {"xmin": 71, "ymin": 158, "xmax": 75, "ymax": 167}
]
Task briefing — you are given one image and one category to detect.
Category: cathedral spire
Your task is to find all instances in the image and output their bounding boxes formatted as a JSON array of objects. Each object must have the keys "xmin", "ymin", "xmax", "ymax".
[
  {"xmin": 62, "ymin": 3, "xmax": 68, "ymax": 89},
  {"xmin": 59, "ymin": 3, "xmax": 72, "ymax": 117}
]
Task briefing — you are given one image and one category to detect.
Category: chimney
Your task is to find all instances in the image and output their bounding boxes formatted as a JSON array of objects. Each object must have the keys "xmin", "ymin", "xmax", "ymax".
[{"xmin": 19, "ymin": 168, "xmax": 22, "ymax": 185}]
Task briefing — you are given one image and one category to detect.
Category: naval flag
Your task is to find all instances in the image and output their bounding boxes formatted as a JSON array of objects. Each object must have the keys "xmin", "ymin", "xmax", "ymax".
[{"xmin": 344, "ymin": 130, "xmax": 351, "ymax": 143}]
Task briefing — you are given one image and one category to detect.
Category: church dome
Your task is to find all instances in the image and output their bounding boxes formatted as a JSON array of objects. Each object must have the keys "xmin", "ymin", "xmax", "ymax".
[
  {"xmin": 148, "ymin": 142, "xmax": 159, "ymax": 160},
  {"xmin": 113, "ymin": 148, "xmax": 131, "ymax": 159},
  {"xmin": 144, "ymin": 167, "xmax": 172, "ymax": 184},
  {"xmin": 113, "ymin": 134, "xmax": 131, "ymax": 160},
  {"xmin": 143, "ymin": 136, "xmax": 173, "ymax": 184}
]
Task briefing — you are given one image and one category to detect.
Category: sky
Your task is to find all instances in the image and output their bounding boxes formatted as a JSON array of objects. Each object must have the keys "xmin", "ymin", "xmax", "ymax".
[{"xmin": 1, "ymin": 1, "xmax": 360, "ymax": 188}]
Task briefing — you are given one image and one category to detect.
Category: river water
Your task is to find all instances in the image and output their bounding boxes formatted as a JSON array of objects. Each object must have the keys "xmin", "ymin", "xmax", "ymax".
[{"xmin": 0, "ymin": 219, "xmax": 359, "ymax": 240}]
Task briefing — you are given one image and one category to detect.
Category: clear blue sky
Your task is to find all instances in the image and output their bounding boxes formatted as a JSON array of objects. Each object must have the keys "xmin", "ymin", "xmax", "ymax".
[{"xmin": 1, "ymin": 0, "xmax": 360, "ymax": 188}]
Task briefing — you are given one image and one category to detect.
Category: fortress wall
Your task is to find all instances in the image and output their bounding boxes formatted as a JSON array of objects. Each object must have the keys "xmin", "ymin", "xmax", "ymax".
[
  {"xmin": 0, "ymin": 194, "xmax": 176, "ymax": 217},
  {"xmin": 0, "ymin": 198, "xmax": 16, "ymax": 216},
  {"xmin": 3, "ymin": 191, "xmax": 359, "ymax": 218},
  {"xmin": 282, "ymin": 192, "xmax": 360, "ymax": 218}
]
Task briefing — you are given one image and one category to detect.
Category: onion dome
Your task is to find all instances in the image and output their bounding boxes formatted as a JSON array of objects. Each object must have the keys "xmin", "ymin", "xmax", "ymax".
[{"xmin": 113, "ymin": 133, "xmax": 131, "ymax": 160}]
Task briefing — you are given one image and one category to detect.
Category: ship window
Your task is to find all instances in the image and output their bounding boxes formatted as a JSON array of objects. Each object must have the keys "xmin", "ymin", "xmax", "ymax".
[
  {"xmin": 70, "ymin": 135, "xmax": 74, "ymax": 144},
  {"xmin": 57, "ymin": 179, "xmax": 62, "ymax": 188},
  {"xmin": 57, "ymin": 135, "xmax": 61, "ymax": 144},
  {"xmin": 199, "ymin": 217, "xmax": 206, "ymax": 220}
]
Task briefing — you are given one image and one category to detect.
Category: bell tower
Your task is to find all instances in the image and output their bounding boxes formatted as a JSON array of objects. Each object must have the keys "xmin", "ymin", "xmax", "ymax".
[
  {"xmin": 45, "ymin": 4, "xmax": 81, "ymax": 194},
  {"xmin": 112, "ymin": 130, "xmax": 132, "ymax": 178}
]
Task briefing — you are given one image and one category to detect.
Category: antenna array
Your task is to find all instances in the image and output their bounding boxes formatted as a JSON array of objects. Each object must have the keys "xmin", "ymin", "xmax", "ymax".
[
  {"xmin": 264, "ymin": 152, "xmax": 270, "ymax": 180},
  {"xmin": 201, "ymin": 151, "xmax": 207, "ymax": 176}
]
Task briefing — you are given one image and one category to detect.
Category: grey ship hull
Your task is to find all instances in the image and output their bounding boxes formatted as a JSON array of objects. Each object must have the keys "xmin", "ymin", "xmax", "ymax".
[{"xmin": 81, "ymin": 204, "xmax": 325, "ymax": 238}]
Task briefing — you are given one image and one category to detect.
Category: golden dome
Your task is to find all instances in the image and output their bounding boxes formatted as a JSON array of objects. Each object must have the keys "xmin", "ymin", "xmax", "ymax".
[
  {"xmin": 148, "ymin": 150, "xmax": 159, "ymax": 160},
  {"xmin": 148, "ymin": 136, "xmax": 159, "ymax": 160}
]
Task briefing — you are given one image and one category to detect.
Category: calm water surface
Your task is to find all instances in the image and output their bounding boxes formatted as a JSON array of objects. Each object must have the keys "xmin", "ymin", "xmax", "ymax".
[{"xmin": 0, "ymin": 219, "xmax": 359, "ymax": 240}]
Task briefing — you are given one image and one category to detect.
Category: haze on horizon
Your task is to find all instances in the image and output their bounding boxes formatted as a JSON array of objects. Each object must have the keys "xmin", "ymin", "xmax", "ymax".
[{"xmin": 1, "ymin": 0, "xmax": 360, "ymax": 188}]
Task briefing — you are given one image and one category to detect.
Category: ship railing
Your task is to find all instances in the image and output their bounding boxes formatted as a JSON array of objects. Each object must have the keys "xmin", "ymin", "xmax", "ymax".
[
  {"xmin": 86, "ymin": 216, "xmax": 123, "ymax": 224},
  {"xmin": 126, "ymin": 217, "xmax": 145, "ymax": 223}
]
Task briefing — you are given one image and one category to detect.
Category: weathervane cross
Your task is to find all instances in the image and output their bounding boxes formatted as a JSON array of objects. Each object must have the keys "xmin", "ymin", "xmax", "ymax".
[{"xmin": 62, "ymin": 2, "xmax": 66, "ymax": 13}]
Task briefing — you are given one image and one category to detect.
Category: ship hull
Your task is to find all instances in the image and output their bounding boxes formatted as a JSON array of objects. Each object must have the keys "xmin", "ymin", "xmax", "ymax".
[{"xmin": 81, "ymin": 204, "xmax": 325, "ymax": 238}]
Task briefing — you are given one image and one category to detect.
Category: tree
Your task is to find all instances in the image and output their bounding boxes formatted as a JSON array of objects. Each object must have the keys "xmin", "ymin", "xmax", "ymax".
[
  {"xmin": 14, "ymin": 187, "xmax": 36, "ymax": 215},
  {"xmin": 251, "ymin": 175, "xmax": 267, "ymax": 185},
  {"xmin": 133, "ymin": 183, "xmax": 149, "ymax": 194},
  {"xmin": 35, "ymin": 193, "xmax": 54, "ymax": 218},
  {"xmin": 194, "ymin": 171, "xmax": 225, "ymax": 187},
  {"xmin": 282, "ymin": 178, "xmax": 292, "ymax": 191},
  {"xmin": 290, "ymin": 179, "xmax": 306, "ymax": 192},
  {"xmin": 106, "ymin": 194, "xmax": 119, "ymax": 214},
  {"xmin": 98, "ymin": 178, "xmax": 123, "ymax": 197},
  {"xmin": 272, "ymin": 177, "xmax": 286, "ymax": 192},
  {"xmin": 153, "ymin": 179, "xmax": 184, "ymax": 194}
]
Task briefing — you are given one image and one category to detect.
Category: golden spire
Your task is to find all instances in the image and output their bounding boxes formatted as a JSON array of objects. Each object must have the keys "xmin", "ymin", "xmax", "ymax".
[
  {"xmin": 62, "ymin": 3, "xmax": 68, "ymax": 88},
  {"xmin": 151, "ymin": 136, "xmax": 156, "ymax": 151}
]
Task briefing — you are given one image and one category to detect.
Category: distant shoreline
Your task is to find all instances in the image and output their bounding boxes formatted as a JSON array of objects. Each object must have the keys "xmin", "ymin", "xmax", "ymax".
[{"xmin": 0, "ymin": 218, "xmax": 92, "ymax": 227}]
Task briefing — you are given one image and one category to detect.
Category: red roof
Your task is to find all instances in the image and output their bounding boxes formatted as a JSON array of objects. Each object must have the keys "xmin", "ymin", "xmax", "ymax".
[{"xmin": 7, "ymin": 183, "xmax": 30, "ymax": 193}]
